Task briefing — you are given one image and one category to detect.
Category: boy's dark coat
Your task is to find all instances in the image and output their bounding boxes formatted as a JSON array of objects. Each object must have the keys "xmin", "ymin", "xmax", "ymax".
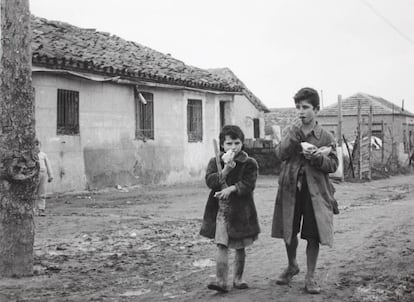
[{"xmin": 200, "ymin": 151, "xmax": 260, "ymax": 240}]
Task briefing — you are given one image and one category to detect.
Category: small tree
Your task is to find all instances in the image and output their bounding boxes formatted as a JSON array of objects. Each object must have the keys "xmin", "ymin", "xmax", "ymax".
[{"xmin": 0, "ymin": 0, "xmax": 37, "ymax": 277}]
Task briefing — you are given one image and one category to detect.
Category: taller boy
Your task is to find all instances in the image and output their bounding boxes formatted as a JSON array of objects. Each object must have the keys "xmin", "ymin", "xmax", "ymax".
[{"xmin": 271, "ymin": 87, "xmax": 338, "ymax": 294}]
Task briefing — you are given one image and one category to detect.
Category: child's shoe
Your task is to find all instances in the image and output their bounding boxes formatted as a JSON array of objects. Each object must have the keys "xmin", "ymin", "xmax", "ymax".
[
  {"xmin": 305, "ymin": 276, "xmax": 321, "ymax": 294},
  {"xmin": 233, "ymin": 280, "xmax": 248, "ymax": 289},
  {"xmin": 38, "ymin": 209, "xmax": 46, "ymax": 216},
  {"xmin": 276, "ymin": 265, "xmax": 300, "ymax": 285},
  {"xmin": 207, "ymin": 281, "xmax": 228, "ymax": 293}
]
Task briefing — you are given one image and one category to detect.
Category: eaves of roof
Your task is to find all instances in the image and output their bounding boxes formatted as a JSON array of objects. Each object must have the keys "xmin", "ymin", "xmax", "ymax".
[
  {"xmin": 318, "ymin": 93, "xmax": 414, "ymax": 118},
  {"xmin": 31, "ymin": 16, "xmax": 243, "ymax": 93},
  {"xmin": 208, "ymin": 67, "xmax": 269, "ymax": 112}
]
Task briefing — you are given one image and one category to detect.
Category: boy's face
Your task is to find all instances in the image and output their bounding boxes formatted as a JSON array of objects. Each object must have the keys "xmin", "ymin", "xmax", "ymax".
[
  {"xmin": 222, "ymin": 135, "xmax": 242, "ymax": 154},
  {"xmin": 295, "ymin": 99, "xmax": 318, "ymax": 125}
]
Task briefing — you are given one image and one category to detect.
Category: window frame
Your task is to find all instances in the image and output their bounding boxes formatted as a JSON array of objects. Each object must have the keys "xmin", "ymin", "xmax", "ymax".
[
  {"xmin": 57, "ymin": 89, "xmax": 80, "ymax": 135},
  {"xmin": 187, "ymin": 99, "xmax": 203, "ymax": 142},
  {"xmin": 135, "ymin": 91, "xmax": 154, "ymax": 140},
  {"xmin": 253, "ymin": 118, "xmax": 260, "ymax": 139}
]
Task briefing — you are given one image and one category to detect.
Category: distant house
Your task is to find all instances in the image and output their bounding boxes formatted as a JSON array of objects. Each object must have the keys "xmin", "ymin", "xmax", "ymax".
[
  {"xmin": 264, "ymin": 107, "xmax": 296, "ymax": 140},
  {"xmin": 31, "ymin": 16, "xmax": 269, "ymax": 192},
  {"xmin": 318, "ymin": 93, "xmax": 414, "ymax": 163},
  {"xmin": 208, "ymin": 68, "xmax": 269, "ymax": 139}
]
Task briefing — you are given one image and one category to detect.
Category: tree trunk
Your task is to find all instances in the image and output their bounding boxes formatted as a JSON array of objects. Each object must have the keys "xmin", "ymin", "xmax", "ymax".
[{"xmin": 0, "ymin": 0, "xmax": 37, "ymax": 277}]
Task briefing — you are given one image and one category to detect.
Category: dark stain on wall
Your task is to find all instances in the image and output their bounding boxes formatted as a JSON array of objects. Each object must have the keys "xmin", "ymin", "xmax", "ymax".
[{"xmin": 83, "ymin": 136, "xmax": 180, "ymax": 189}]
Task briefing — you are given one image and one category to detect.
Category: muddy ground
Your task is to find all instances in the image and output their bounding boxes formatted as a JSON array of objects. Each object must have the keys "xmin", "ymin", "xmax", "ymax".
[{"xmin": 0, "ymin": 173, "xmax": 413, "ymax": 302}]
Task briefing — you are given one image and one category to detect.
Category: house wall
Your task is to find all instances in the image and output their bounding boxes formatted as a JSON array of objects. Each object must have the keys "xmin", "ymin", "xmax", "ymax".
[
  {"xmin": 33, "ymin": 72, "xmax": 263, "ymax": 192},
  {"xmin": 318, "ymin": 114, "xmax": 414, "ymax": 164},
  {"xmin": 233, "ymin": 94, "xmax": 265, "ymax": 139},
  {"xmin": 318, "ymin": 114, "xmax": 409, "ymax": 142}
]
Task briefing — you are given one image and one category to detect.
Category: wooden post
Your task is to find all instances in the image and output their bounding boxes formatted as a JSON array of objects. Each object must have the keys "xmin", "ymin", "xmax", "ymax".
[
  {"xmin": 367, "ymin": 105, "xmax": 373, "ymax": 180},
  {"xmin": 381, "ymin": 120, "xmax": 385, "ymax": 164},
  {"xmin": 357, "ymin": 99, "xmax": 362, "ymax": 180},
  {"xmin": 337, "ymin": 95, "xmax": 344, "ymax": 181},
  {"xmin": 0, "ymin": 0, "xmax": 37, "ymax": 277},
  {"xmin": 391, "ymin": 105, "xmax": 396, "ymax": 169},
  {"xmin": 338, "ymin": 95, "xmax": 343, "ymax": 145}
]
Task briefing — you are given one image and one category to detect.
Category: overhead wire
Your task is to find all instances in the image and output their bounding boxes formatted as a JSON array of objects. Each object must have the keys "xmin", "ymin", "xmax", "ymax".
[{"xmin": 359, "ymin": 0, "xmax": 414, "ymax": 46}]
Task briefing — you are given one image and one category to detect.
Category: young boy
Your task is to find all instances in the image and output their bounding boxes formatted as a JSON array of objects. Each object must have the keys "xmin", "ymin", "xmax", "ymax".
[
  {"xmin": 271, "ymin": 87, "xmax": 338, "ymax": 294},
  {"xmin": 34, "ymin": 139, "xmax": 54, "ymax": 216},
  {"xmin": 200, "ymin": 125, "xmax": 260, "ymax": 293}
]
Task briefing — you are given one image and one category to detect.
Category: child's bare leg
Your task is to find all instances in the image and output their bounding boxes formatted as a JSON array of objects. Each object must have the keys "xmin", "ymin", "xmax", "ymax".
[
  {"xmin": 208, "ymin": 244, "xmax": 229, "ymax": 292},
  {"xmin": 233, "ymin": 248, "xmax": 248, "ymax": 289},
  {"xmin": 276, "ymin": 236, "xmax": 300, "ymax": 285},
  {"xmin": 306, "ymin": 238, "xmax": 319, "ymax": 277},
  {"xmin": 286, "ymin": 235, "xmax": 299, "ymax": 268},
  {"xmin": 36, "ymin": 173, "xmax": 47, "ymax": 216},
  {"xmin": 216, "ymin": 245, "xmax": 228, "ymax": 285},
  {"xmin": 305, "ymin": 238, "xmax": 320, "ymax": 294}
]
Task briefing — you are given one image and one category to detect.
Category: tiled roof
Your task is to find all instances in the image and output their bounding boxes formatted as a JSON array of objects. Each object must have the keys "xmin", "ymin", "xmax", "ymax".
[
  {"xmin": 31, "ymin": 16, "xmax": 242, "ymax": 92},
  {"xmin": 318, "ymin": 93, "xmax": 414, "ymax": 117},
  {"xmin": 264, "ymin": 107, "xmax": 296, "ymax": 134},
  {"xmin": 208, "ymin": 68, "xmax": 269, "ymax": 112}
]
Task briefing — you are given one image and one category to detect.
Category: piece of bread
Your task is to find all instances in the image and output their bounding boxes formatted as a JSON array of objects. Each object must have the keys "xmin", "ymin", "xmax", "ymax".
[
  {"xmin": 222, "ymin": 150, "xmax": 235, "ymax": 163},
  {"xmin": 301, "ymin": 142, "xmax": 317, "ymax": 153},
  {"xmin": 318, "ymin": 146, "xmax": 332, "ymax": 156}
]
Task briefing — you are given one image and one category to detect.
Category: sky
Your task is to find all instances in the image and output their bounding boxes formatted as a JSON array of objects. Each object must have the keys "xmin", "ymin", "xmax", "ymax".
[{"xmin": 30, "ymin": 0, "xmax": 414, "ymax": 112}]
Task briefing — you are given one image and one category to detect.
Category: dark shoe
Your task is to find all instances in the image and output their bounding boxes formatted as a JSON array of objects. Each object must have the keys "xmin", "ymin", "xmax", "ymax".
[
  {"xmin": 207, "ymin": 281, "xmax": 228, "ymax": 293},
  {"xmin": 305, "ymin": 277, "xmax": 321, "ymax": 294},
  {"xmin": 276, "ymin": 265, "xmax": 300, "ymax": 285},
  {"xmin": 233, "ymin": 281, "xmax": 248, "ymax": 289},
  {"xmin": 38, "ymin": 209, "xmax": 46, "ymax": 216}
]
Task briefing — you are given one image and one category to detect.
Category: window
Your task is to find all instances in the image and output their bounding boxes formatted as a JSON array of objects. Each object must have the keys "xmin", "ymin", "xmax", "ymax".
[
  {"xmin": 57, "ymin": 89, "xmax": 79, "ymax": 135},
  {"xmin": 253, "ymin": 118, "xmax": 260, "ymax": 138},
  {"xmin": 220, "ymin": 101, "xmax": 226, "ymax": 130},
  {"xmin": 371, "ymin": 130, "xmax": 383, "ymax": 139},
  {"xmin": 187, "ymin": 99, "xmax": 203, "ymax": 142},
  {"xmin": 135, "ymin": 91, "xmax": 154, "ymax": 140},
  {"xmin": 403, "ymin": 129, "xmax": 408, "ymax": 153}
]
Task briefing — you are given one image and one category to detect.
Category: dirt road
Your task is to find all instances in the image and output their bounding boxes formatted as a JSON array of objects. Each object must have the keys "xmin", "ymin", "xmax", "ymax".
[{"xmin": 0, "ymin": 174, "xmax": 413, "ymax": 302}]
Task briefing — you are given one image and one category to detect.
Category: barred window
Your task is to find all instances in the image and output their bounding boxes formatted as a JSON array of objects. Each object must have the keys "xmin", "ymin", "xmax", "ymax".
[
  {"xmin": 187, "ymin": 99, "xmax": 203, "ymax": 142},
  {"xmin": 135, "ymin": 91, "xmax": 154, "ymax": 140},
  {"xmin": 57, "ymin": 89, "xmax": 79, "ymax": 135}
]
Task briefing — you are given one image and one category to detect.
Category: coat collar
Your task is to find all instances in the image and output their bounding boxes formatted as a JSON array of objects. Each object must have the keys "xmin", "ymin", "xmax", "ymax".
[
  {"xmin": 302, "ymin": 121, "xmax": 322, "ymax": 140},
  {"xmin": 312, "ymin": 122, "xmax": 323, "ymax": 140},
  {"xmin": 234, "ymin": 150, "xmax": 249, "ymax": 163}
]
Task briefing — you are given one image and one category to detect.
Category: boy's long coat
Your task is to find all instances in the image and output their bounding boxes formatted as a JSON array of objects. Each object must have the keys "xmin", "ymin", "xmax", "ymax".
[
  {"xmin": 271, "ymin": 123, "xmax": 338, "ymax": 247},
  {"xmin": 200, "ymin": 151, "xmax": 260, "ymax": 240}
]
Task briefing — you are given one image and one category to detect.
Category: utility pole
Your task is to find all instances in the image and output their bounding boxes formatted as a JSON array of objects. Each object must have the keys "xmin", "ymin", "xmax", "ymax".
[
  {"xmin": 320, "ymin": 90, "xmax": 324, "ymax": 109},
  {"xmin": 0, "ymin": 0, "xmax": 37, "ymax": 277}
]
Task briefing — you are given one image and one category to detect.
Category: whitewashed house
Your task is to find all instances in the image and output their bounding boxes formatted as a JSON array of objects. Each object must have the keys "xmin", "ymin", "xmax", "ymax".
[{"xmin": 31, "ymin": 16, "xmax": 269, "ymax": 192}]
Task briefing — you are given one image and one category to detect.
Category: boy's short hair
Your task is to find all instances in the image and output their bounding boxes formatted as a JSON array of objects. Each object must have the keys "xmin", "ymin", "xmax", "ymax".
[
  {"xmin": 219, "ymin": 125, "xmax": 245, "ymax": 147},
  {"xmin": 294, "ymin": 87, "xmax": 320, "ymax": 110}
]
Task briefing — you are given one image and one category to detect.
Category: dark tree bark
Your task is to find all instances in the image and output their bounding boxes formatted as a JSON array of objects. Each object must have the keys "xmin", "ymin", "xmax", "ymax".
[{"xmin": 0, "ymin": 0, "xmax": 37, "ymax": 277}]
